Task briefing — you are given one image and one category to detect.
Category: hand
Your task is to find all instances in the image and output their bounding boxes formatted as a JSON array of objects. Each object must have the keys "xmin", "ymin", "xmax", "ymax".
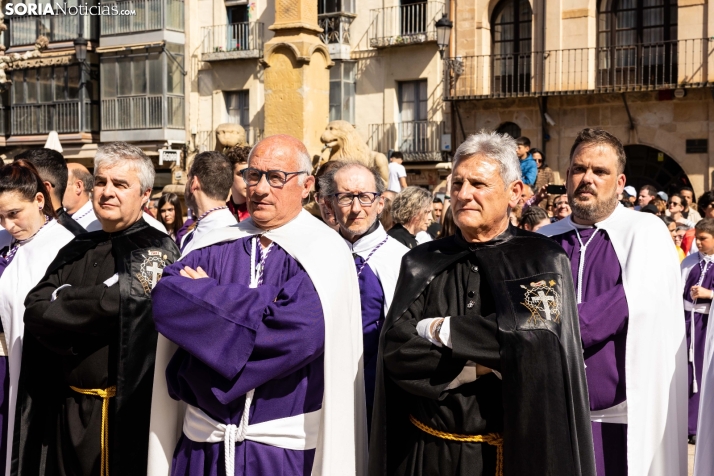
[
  {"xmin": 179, "ymin": 266, "xmax": 209, "ymax": 279},
  {"xmin": 691, "ymin": 285, "xmax": 714, "ymax": 300},
  {"xmin": 535, "ymin": 185, "xmax": 548, "ymax": 204},
  {"xmin": 475, "ymin": 364, "xmax": 493, "ymax": 376}
]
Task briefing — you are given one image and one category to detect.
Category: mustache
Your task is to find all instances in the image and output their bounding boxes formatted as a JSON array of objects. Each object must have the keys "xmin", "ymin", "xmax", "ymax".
[{"xmin": 574, "ymin": 184, "xmax": 597, "ymax": 197}]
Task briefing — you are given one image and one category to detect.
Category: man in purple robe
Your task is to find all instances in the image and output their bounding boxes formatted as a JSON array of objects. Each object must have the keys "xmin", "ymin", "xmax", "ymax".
[
  {"xmin": 540, "ymin": 128, "xmax": 687, "ymax": 476},
  {"xmin": 680, "ymin": 218, "xmax": 714, "ymax": 444},
  {"xmin": 319, "ymin": 161, "xmax": 408, "ymax": 428},
  {"xmin": 148, "ymin": 135, "xmax": 367, "ymax": 476}
]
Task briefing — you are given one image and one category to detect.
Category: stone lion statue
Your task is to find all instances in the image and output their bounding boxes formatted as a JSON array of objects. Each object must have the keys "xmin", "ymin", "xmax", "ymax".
[
  {"xmin": 315, "ymin": 120, "xmax": 389, "ymax": 183},
  {"xmin": 214, "ymin": 123, "xmax": 248, "ymax": 154}
]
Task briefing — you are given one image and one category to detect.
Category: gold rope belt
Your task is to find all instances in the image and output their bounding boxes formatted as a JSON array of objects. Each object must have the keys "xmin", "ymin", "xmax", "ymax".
[
  {"xmin": 409, "ymin": 414, "xmax": 503, "ymax": 476},
  {"xmin": 70, "ymin": 385, "xmax": 117, "ymax": 476}
]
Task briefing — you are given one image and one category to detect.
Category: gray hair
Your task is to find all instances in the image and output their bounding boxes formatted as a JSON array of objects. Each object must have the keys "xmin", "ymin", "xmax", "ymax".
[
  {"xmin": 69, "ymin": 166, "xmax": 94, "ymax": 193},
  {"xmin": 94, "ymin": 142, "xmax": 155, "ymax": 193},
  {"xmin": 453, "ymin": 131, "xmax": 521, "ymax": 187},
  {"xmin": 391, "ymin": 186, "xmax": 432, "ymax": 225},
  {"xmin": 318, "ymin": 161, "xmax": 386, "ymax": 198}
]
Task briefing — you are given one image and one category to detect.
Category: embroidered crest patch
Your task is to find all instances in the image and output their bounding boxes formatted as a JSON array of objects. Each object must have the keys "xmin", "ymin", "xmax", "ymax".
[
  {"xmin": 520, "ymin": 279, "xmax": 561, "ymax": 325},
  {"xmin": 134, "ymin": 251, "xmax": 168, "ymax": 295}
]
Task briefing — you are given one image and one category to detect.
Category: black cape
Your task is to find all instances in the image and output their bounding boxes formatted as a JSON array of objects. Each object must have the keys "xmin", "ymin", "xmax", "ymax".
[
  {"xmin": 369, "ymin": 226, "xmax": 595, "ymax": 476},
  {"xmin": 56, "ymin": 207, "xmax": 87, "ymax": 237},
  {"xmin": 11, "ymin": 219, "xmax": 179, "ymax": 476}
]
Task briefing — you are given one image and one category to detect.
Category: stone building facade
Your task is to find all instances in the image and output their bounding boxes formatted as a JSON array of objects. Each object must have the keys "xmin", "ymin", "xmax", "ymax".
[{"xmin": 447, "ymin": 0, "xmax": 714, "ymax": 196}]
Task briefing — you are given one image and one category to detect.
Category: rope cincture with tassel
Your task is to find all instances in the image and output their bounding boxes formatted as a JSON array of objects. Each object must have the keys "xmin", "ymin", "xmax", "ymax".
[
  {"xmin": 409, "ymin": 414, "xmax": 503, "ymax": 476},
  {"xmin": 70, "ymin": 385, "xmax": 117, "ymax": 476}
]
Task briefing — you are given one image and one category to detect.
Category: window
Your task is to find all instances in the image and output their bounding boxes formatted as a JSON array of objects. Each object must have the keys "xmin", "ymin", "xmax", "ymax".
[
  {"xmin": 11, "ymin": 65, "xmax": 82, "ymax": 104},
  {"xmin": 496, "ymin": 122, "xmax": 521, "ymax": 139},
  {"xmin": 329, "ymin": 61, "xmax": 355, "ymax": 124},
  {"xmin": 398, "ymin": 80, "xmax": 428, "ymax": 153},
  {"xmin": 166, "ymin": 43, "xmax": 184, "ymax": 95},
  {"xmin": 227, "ymin": 5, "xmax": 248, "ymax": 23},
  {"xmin": 318, "ymin": 0, "xmax": 355, "ymax": 14},
  {"xmin": 598, "ymin": 0, "xmax": 677, "ymax": 87},
  {"xmin": 101, "ymin": 45, "xmax": 184, "ymax": 99},
  {"xmin": 400, "ymin": 0, "xmax": 427, "ymax": 36},
  {"xmin": 492, "ymin": 0, "xmax": 533, "ymax": 94},
  {"xmin": 224, "ymin": 91, "xmax": 250, "ymax": 128}
]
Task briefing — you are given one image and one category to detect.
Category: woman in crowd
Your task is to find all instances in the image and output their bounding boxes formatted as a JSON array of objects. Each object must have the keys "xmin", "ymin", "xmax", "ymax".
[
  {"xmin": 532, "ymin": 148, "xmax": 554, "ymax": 191},
  {"xmin": 439, "ymin": 206, "xmax": 456, "ymax": 238},
  {"xmin": 519, "ymin": 206, "xmax": 551, "ymax": 232},
  {"xmin": 663, "ymin": 215, "xmax": 686, "ymax": 261},
  {"xmin": 388, "ymin": 186, "xmax": 432, "ymax": 249},
  {"xmin": 380, "ymin": 197, "xmax": 394, "ymax": 231},
  {"xmin": 157, "ymin": 193, "xmax": 184, "ymax": 243},
  {"xmin": 0, "ymin": 160, "xmax": 75, "ymax": 473}
]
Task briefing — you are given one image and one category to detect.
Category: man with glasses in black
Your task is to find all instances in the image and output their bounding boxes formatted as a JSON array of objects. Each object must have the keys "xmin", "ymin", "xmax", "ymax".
[
  {"xmin": 147, "ymin": 135, "xmax": 367, "ymax": 476},
  {"xmin": 320, "ymin": 161, "xmax": 408, "ymax": 429}
]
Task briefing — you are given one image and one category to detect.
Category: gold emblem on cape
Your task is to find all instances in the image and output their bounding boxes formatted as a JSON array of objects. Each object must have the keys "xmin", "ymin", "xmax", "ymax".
[
  {"xmin": 135, "ymin": 251, "xmax": 167, "ymax": 294},
  {"xmin": 520, "ymin": 280, "xmax": 561, "ymax": 325}
]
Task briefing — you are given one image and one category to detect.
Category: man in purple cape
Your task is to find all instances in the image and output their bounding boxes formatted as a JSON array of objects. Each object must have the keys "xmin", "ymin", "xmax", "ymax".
[
  {"xmin": 148, "ymin": 135, "xmax": 367, "ymax": 476},
  {"xmin": 540, "ymin": 129, "xmax": 687, "ymax": 476}
]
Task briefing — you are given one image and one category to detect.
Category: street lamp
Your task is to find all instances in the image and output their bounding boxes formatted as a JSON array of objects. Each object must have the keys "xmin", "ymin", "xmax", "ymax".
[
  {"xmin": 435, "ymin": 14, "xmax": 453, "ymax": 59},
  {"xmin": 73, "ymin": 33, "xmax": 88, "ymax": 64}
]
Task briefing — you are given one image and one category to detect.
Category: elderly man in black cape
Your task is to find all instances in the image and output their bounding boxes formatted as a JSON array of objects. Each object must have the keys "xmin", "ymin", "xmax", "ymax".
[
  {"xmin": 369, "ymin": 131, "xmax": 595, "ymax": 476},
  {"xmin": 12, "ymin": 142, "xmax": 179, "ymax": 476}
]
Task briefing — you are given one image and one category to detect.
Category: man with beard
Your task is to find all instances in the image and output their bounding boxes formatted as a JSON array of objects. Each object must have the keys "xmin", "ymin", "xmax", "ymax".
[
  {"xmin": 14, "ymin": 142, "xmax": 180, "ymax": 476},
  {"xmin": 320, "ymin": 161, "xmax": 408, "ymax": 427},
  {"xmin": 540, "ymin": 128, "xmax": 687, "ymax": 476},
  {"xmin": 180, "ymin": 151, "xmax": 236, "ymax": 256},
  {"xmin": 370, "ymin": 131, "xmax": 595, "ymax": 476}
]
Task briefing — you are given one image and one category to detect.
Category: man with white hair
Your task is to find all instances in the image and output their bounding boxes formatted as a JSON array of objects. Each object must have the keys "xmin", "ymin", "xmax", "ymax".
[
  {"xmin": 370, "ymin": 131, "xmax": 595, "ymax": 476},
  {"xmin": 14, "ymin": 142, "xmax": 180, "ymax": 476},
  {"xmin": 147, "ymin": 135, "xmax": 366, "ymax": 476},
  {"xmin": 539, "ymin": 128, "xmax": 687, "ymax": 476}
]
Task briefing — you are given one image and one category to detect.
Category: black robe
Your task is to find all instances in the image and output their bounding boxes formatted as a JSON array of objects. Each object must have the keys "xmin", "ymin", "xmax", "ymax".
[
  {"xmin": 56, "ymin": 207, "xmax": 87, "ymax": 237},
  {"xmin": 369, "ymin": 226, "xmax": 595, "ymax": 476},
  {"xmin": 11, "ymin": 219, "xmax": 179, "ymax": 476}
]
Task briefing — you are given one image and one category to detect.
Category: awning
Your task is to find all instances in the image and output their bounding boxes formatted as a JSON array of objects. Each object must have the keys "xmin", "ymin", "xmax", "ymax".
[{"xmin": 95, "ymin": 42, "xmax": 165, "ymax": 54}]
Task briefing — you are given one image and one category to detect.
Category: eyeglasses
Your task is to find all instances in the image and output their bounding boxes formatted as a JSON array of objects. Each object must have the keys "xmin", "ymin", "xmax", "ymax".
[
  {"xmin": 668, "ymin": 201, "xmax": 681, "ymax": 207},
  {"xmin": 241, "ymin": 167, "xmax": 307, "ymax": 187},
  {"xmin": 331, "ymin": 192, "xmax": 381, "ymax": 207}
]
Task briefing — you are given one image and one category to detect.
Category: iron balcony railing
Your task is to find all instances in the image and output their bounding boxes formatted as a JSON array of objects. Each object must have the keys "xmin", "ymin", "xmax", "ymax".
[
  {"xmin": 101, "ymin": 95, "xmax": 184, "ymax": 130},
  {"xmin": 101, "ymin": 0, "xmax": 184, "ymax": 35},
  {"xmin": 11, "ymin": 101, "xmax": 96, "ymax": 135},
  {"xmin": 319, "ymin": 13, "xmax": 354, "ymax": 45},
  {"xmin": 9, "ymin": 14, "xmax": 98, "ymax": 46},
  {"xmin": 201, "ymin": 22, "xmax": 264, "ymax": 58},
  {"xmin": 446, "ymin": 38, "xmax": 714, "ymax": 99},
  {"xmin": 369, "ymin": 2, "xmax": 445, "ymax": 49},
  {"xmin": 368, "ymin": 121, "xmax": 444, "ymax": 161}
]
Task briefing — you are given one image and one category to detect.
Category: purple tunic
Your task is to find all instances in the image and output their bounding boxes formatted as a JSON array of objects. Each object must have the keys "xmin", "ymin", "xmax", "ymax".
[
  {"xmin": 552, "ymin": 227, "xmax": 629, "ymax": 476},
  {"xmin": 152, "ymin": 237, "xmax": 325, "ymax": 476},
  {"xmin": 682, "ymin": 256, "xmax": 714, "ymax": 436},
  {"xmin": 354, "ymin": 259, "xmax": 385, "ymax": 430}
]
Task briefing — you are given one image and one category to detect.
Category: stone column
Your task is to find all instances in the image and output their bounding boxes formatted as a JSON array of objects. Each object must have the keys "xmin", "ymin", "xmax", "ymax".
[{"xmin": 262, "ymin": 0, "xmax": 332, "ymax": 156}]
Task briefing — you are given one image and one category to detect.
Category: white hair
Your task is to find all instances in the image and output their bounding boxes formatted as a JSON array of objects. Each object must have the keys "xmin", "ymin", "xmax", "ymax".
[
  {"xmin": 94, "ymin": 142, "xmax": 155, "ymax": 193},
  {"xmin": 453, "ymin": 131, "xmax": 521, "ymax": 187}
]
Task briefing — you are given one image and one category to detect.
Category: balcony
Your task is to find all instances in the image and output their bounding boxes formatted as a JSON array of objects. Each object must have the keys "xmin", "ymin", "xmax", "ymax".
[
  {"xmin": 101, "ymin": 0, "xmax": 184, "ymax": 36},
  {"xmin": 446, "ymin": 38, "xmax": 714, "ymax": 100},
  {"xmin": 11, "ymin": 101, "xmax": 96, "ymax": 135},
  {"xmin": 368, "ymin": 121, "xmax": 444, "ymax": 161},
  {"xmin": 369, "ymin": 2, "xmax": 445, "ymax": 49},
  {"xmin": 201, "ymin": 23, "xmax": 264, "ymax": 61},
  {"xmin": 101, "ymin": 95, "xmax": 184, "ymax": 131},
  {"xmin": 9, "ymin": 15, "xmax": 98, "ymax": 46}
]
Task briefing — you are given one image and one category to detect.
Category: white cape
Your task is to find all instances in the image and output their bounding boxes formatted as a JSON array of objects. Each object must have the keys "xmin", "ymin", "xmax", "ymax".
[
  {"xmin": 147, "ymin": 209, "xmax": 367, "ymax": 476},
  {"xmin": 0, "ymin": 220, "xmax": 74, "ymax": 476},
  {"xmin": 539, "ymin": 206, "xmax": 688, "ymax": 476},
  {"xmin": 71, "ymin": 200, "xmax": 102, "ymax": 232},
  {"xmin": 344, "ymin": 224, "xmax": 408, "ymax": 314}
]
